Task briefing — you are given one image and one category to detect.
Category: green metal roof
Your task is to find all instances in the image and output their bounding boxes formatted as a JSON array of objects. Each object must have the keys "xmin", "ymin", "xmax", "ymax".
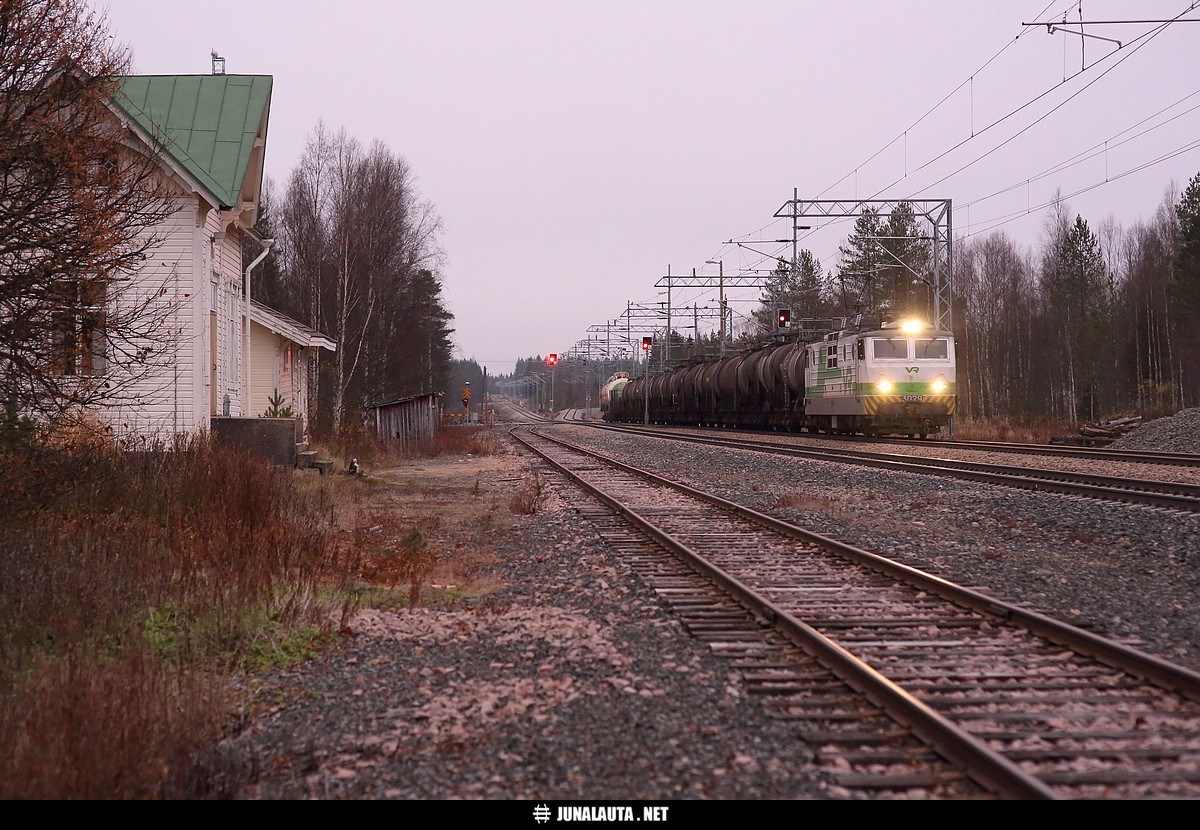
[{"xmin": 113, "ymin": 74, "xmax": 272, "ymax": 208}]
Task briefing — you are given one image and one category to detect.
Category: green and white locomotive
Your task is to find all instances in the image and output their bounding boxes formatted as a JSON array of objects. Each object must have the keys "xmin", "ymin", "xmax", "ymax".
[{"xmin": 802, "ymin": 315, "xmax": 955, "ymax": 437}]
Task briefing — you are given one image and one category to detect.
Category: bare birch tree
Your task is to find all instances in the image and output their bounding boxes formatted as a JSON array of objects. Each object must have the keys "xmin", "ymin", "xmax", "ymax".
[{"xmin": 276, "ymin": 125, "xmax": 449, "ymax": 435}]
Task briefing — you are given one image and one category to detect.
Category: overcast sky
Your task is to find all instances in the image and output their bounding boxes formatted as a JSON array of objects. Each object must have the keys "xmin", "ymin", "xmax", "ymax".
[{"xmin": 100, "ymin": 1, "xmax": 1200, "ymax": 375}]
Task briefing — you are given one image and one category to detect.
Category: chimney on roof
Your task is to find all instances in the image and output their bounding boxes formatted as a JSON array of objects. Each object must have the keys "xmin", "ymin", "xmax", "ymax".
[{"xmin": 211, "ymin": 50, "xmax": 225, "ymax": 75}]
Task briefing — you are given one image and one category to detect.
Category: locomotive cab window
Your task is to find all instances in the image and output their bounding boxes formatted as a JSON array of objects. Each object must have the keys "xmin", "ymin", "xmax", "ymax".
[
  {"xmin": 872, "ymin": 338, "xmax": 909, "ymax": 360},
  {"xmin": 826, "ymin": 346, "xmax": 837, "ymax": 370},
  {"xmin": 915, "ymin": 338, "xmax": 949, "ymax": 359}
]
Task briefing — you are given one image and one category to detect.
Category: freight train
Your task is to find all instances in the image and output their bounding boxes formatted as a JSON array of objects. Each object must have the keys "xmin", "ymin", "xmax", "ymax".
[{"xmin": 602, "ymin": 313, "xmax": 955, "ymax": 438}]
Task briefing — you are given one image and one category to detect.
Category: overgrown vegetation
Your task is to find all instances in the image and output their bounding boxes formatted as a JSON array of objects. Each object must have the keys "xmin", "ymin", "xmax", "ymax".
[
  {"xmin": 316, "ymin": 421, "xmax": 507, "ymax": 475},
  {"xmin": 396, "ymin": 422, "xmax": 507, "ymax": 459},
  {"xmin": 355, "ymin": 520, "xmax": 438, "ymax": 612},
  {"xmin": 0, "ymin": 435, "xmax": 351, "ymax": 799},
  {"xmin": 508, "ymin": 470, "xmax": 547, "ymax": 515},
  {"xmin": 951, "ymin": 415, "xmax": 1074, "ymax": 443}
]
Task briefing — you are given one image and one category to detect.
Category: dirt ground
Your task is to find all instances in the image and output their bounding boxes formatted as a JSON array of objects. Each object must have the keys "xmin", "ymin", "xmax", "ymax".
[{"xmin": 329, "ymin": 444, "xmax": 545, "ymax": 610}]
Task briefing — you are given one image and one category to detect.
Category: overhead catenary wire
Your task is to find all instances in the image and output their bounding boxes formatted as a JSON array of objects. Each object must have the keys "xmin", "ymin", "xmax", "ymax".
[
  {"xmin": 813, "ymin": 1, "xmax": 1060, "ymax": 202},
  {"xmin": 892, "ymin": 13, "xmax": 1179, "ymax": 202},
  {"xmin": 729, "ymin": 1, "xmax": 1198, "ymax": 279},
  {"xmin": 961, "ymin": 88, "xmax": 1200, "ymax": 213},
  {"xmin": 629, "ymin": 3, "xmax": 1200, "ymax": 350}
]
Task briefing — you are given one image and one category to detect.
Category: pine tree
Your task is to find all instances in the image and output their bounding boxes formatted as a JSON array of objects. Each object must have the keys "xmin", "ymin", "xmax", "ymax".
[
  {"xmin": 1041, "ymin": 214, "xmax": 1109, "ymax": 420},
  {"xmin": 878, "ymin": 202, "xmax": 932, "ymax": 315},
  {"xmin": 835, "ymin": 208, "xmax": 887, "ymax": 311},
  {"xmin": 751, "ymin": 250, "xmax": 833, "ymax": 335},
  {"xmin": 1171, "ymin": 171, "xmax": 1200, "ymax": 404}
]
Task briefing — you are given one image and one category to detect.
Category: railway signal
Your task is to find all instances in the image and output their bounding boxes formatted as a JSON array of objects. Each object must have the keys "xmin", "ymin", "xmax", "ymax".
[
  {"xmin": 547, "ymin": 353, "xmax": 558, "ymax": 366},
  {"xmin": 641, "ymin": 336, "xmax": 652, "ymax": 351},
  {"xmin": 777, "ymin": 308, "xmax": 792, "ymax": 328}
]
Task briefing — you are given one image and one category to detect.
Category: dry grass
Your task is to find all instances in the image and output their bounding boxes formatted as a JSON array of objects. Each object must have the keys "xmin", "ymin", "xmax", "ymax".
[
  {"xmin": 0, "ymin": 436, "xmax": 349, "ymax": 799},
  {"xmin": 354, "ymin": 516, "xmax": 439, "ymax": 612},
  {"xmin": 508, "ymin": 470, "xmax": 547, "ymax": 515},
  {"xmin": 310, "ymin": 427, "xmax": 519, "ymax": 614},
  {"xmin": 313, "ymin": 423, "xmax": 507, "ymax": 473},
  {"xmin": 953, "ymin": 415, "xmax": 1075, "ymax": 443},
  {"xmin": 774, "ymin": 492, "xmax": 846, "ymax": 517}
]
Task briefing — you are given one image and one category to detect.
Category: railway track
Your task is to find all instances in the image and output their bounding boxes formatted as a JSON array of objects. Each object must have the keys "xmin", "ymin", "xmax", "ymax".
[
  {"xmin": 573, "ymin": 420, "xmax": 1200, "ymax": 513},
  {"xmin": 848, "ymin": 435, "xmax": 1200, "ymax": 468},
  {"xmin": 512, "ymin": 424, "xmax": 1200, "ymax": 799},
  {"xmin": 556, "ymin": 409, "xmax": 1200, "ymax": 468}
]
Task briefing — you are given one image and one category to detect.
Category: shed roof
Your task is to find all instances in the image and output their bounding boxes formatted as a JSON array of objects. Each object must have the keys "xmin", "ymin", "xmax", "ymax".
[
  {"xmin": 250, "ymin": 300, "xmax": 336, "ymax": 352},
  {"xmin": 366, "ymin": 392, "xmax": 445, "ymax": 410},
  {"xmin": 112, "ymin": 74, "xmax": 272, "ymax": 208}
]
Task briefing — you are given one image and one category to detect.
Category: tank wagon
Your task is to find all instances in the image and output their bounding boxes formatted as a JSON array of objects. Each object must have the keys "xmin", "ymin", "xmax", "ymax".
[
  {"xmin": 605, "ymin": 314, "xmax": 955, "ymax": 437},
  {"xmin": 599, "ymin": 371, "xmax": 630, "ymax": 416}
]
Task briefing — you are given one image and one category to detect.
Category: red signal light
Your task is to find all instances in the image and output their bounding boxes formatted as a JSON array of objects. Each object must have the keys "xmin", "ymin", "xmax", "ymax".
[
  {"xmin": 641, "ymin": 336, "xmax": 652, "ymax": 351},
  {"xmin": 547, "ymin": 353, "xmax": 558, "ymax": 366}
]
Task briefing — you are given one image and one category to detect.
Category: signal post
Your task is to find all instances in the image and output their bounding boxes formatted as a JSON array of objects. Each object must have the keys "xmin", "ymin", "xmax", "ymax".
[{"xmin": 641, "ymin": 336, "xmax": 652, "ymax": 425}]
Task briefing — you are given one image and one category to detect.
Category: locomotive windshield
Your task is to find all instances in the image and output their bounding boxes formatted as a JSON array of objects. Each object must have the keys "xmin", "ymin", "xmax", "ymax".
[
  {"xmin": 872, "ymin": 338, "xmax": 908, "ymax": 359},
  {"xmin": 914, "ymin": 338, "xmax": 949, "ymax": 359}
]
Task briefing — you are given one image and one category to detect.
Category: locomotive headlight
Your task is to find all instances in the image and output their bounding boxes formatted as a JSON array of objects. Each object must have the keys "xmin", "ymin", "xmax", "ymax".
[
  {"xmin": 931, "ymin": 378, "xmax": 947, "ymax": 393},
  {"xmin": 875, "ymin": 377, "xmax": 893, "ymax": 394},
  {"xmin": 900, "ymin": 319, "xmax": 924, "ymax": 334}
]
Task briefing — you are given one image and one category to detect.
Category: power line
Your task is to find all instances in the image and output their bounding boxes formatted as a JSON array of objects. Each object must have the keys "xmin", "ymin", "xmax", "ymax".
[
  {"xmin": 814, "ymin": 1, "xmax": 1059, "ymax": 201},
  {"xmin": 961, "ymin": 89, "xmax": 1200, "ymax": 213},
  {"xmin": 961, "ymin": 135, "xmax": 1200, "ymax": 239},
  {"xmin": 883, "ymin": 13, "xmax": 1176, "ymax": 202}
]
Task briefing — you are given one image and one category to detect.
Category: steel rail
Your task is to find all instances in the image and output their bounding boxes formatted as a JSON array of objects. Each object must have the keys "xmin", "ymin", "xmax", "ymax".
[
  {"xmin": 523, "ymin": 425, "xmax": 1200, "ymax": 699},
  {"xmin": 584, "ymin": 422, "xmax": 1200, "ymax": 512},
  {"xmin": 805, "ymin": 433, "xmax": 1200, "ymax": 467},
  {"xmin": 561, "ymin": 410, "xmax": 1200, "ymax": 466},
  {"xmin": 512, "ymin": 425, "xmax": 1063, "ymax": 799}
]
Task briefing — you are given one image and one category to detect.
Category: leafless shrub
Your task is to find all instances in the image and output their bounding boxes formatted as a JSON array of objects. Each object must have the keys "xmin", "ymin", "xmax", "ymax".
[
  {"xmin": 324, "ymin": 424, "xmax": 506, "ymax": 468},
  {"xmin": 508, "ymin": 471, "xmax": 546, "ymax": 515},
  {"xmin": 1, "ymin": 0, "xmax": 177, "ymax": 431}
]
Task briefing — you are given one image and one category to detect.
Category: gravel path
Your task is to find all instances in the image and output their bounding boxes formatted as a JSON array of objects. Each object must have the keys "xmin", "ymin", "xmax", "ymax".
[{"xmin": 221, "ymin": 415, "xmax": 1200, "ymax": 801}]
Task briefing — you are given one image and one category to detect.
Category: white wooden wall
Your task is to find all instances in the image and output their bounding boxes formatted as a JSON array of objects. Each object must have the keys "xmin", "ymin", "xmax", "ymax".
[{"xmin": 102, "ymin": 189, "xmax": 253, "ymax": 441}]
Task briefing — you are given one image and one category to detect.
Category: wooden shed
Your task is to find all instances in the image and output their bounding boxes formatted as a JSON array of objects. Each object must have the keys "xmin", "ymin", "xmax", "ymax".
[{"xmin": 366, "ymin": 393, "xmax": 444, "ymax": 443}]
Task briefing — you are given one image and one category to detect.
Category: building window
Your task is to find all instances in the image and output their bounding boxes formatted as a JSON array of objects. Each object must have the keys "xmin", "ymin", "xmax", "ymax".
[{"xmin": 52, "ymin": 279, "xmax": 107, "ymax": 375}]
